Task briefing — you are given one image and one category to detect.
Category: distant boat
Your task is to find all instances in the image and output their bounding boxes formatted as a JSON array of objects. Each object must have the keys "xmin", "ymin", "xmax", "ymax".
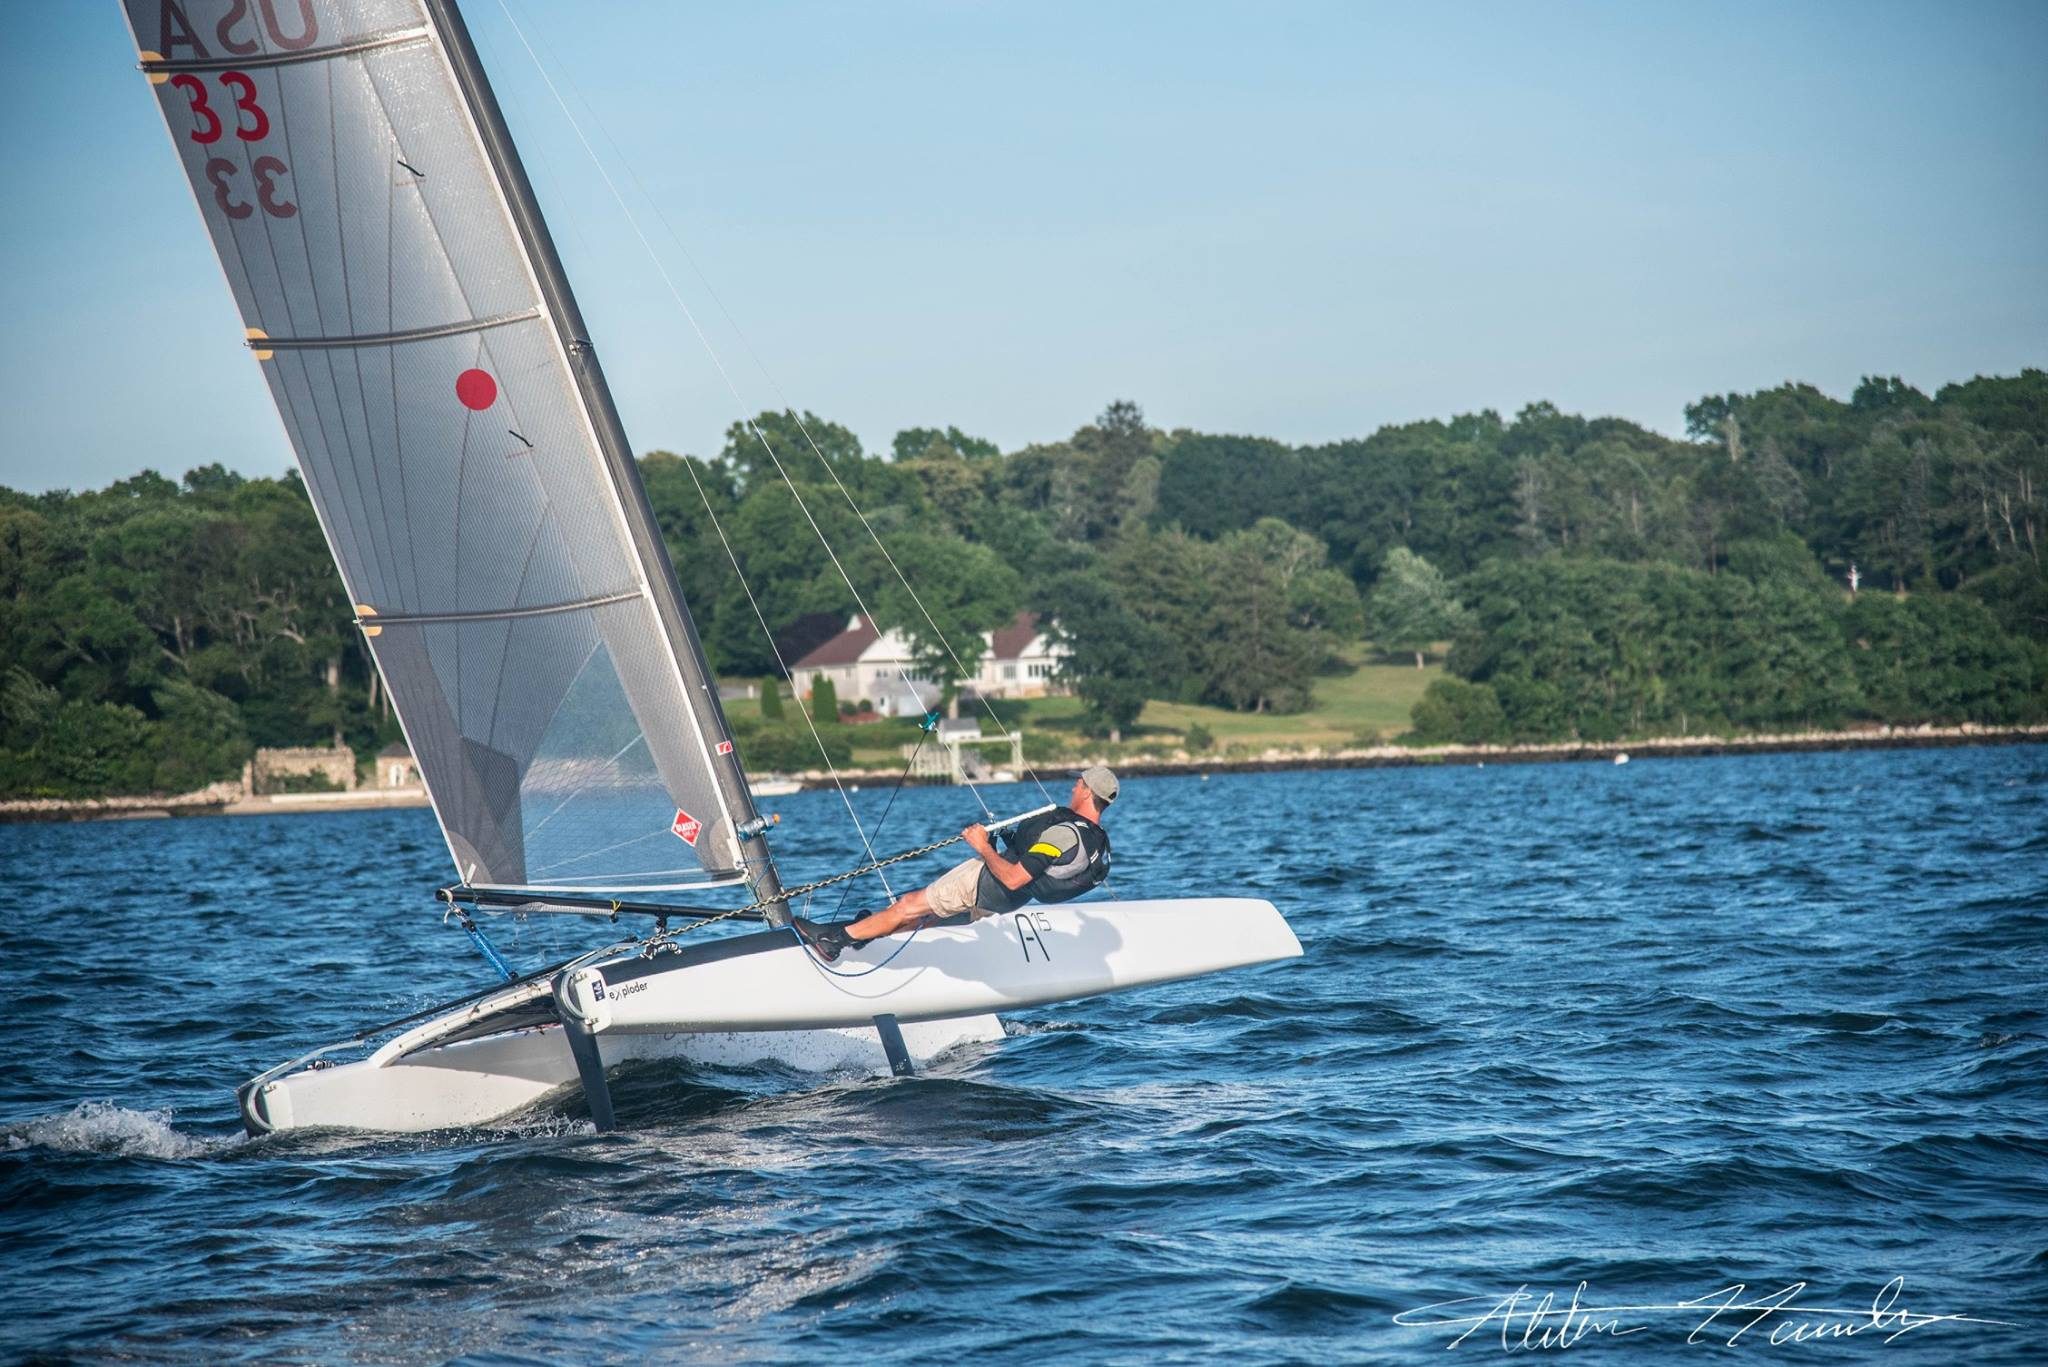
[
  {"xmin": 1614, "ymin": 753, "xmax": 1631, "ymax": 765},
  {"xmin": 125, "ymin": 0, "xmax": 1299, "ymax": 1138},
  {"xmin": 750, "ymin": 776, "xmax": 804, "ymax": 797}
]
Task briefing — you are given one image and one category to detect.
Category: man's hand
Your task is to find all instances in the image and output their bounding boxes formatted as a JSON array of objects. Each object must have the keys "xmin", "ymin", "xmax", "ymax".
[{"xmin": 964, "ymin": 822, "xmax": 1035, "ymax": 891}]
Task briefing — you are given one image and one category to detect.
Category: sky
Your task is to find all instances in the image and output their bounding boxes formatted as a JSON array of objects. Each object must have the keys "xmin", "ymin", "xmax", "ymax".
[{"xmin": 2, "ymin": 0, "xmax": 2044, "ymax": 494}]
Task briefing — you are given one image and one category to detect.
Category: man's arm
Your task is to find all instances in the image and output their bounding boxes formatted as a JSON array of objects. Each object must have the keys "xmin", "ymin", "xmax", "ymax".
[{"xmin": 961, "ymin": 824, "xmax": 1035, "ymax": 891}]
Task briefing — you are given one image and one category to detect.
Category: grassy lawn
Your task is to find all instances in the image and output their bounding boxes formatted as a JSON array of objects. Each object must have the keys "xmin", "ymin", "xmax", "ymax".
[
  {"xmin": 1136, "ymin": 657, "xmax": 1441, "ymax": 751},
  {"xmin": 834, "ymin": 651, "xmax": 1443, "ymax": 765}
]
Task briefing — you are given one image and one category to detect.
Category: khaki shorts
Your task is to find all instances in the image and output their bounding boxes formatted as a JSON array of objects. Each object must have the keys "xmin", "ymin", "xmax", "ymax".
[{"xmin": 926, "ymin": 857, "xmax": 1024, "ymax": 916}]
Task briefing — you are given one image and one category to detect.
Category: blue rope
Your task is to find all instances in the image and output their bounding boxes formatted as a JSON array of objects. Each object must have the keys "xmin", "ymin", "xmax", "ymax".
[
  {"xmin": 787, "ymin": 919, "xmax": 926, "ymax": 979},
  {"xmin": 462, "ymin": 917, "xmax": 516, "ymax": 982}
]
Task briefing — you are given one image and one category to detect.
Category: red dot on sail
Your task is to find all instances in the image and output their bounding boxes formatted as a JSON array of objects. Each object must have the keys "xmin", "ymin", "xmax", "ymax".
[{"xmin": 455, "ymin": 368, "xmax": 498, "ymax": 410}]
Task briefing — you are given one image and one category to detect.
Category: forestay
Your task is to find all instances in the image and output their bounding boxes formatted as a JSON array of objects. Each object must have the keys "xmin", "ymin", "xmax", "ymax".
[{"xmin": 124, "ymin": 0, "xmax": 745, "ymax": 891}]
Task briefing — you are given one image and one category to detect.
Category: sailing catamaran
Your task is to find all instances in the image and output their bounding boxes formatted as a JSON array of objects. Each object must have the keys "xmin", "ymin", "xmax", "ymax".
[{"xmin": 124, "ymin": 0, "xmax": 1301, "ymax": 1136}]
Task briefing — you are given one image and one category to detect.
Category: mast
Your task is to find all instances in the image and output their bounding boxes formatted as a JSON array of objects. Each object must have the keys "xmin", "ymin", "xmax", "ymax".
[{"xmin": 423, "ymin": 0, "xmax": 787, "ymax": 920}]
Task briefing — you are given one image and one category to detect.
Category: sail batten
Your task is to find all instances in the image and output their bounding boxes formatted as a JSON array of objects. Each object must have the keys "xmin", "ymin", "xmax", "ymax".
[
  {"xmin": 139, "ymin": 25, "xmax": 431, "ymax": 74},
  {"xmin": 126, "ymin": 0, "xmax": 760, "ymax": 893},
  {"xmin": 248, "ymin": 306, "xmax": 542, "ymax": 351},
  {"xmin": 359, "ymin": 589, "xmax": 644, "ymax": 628}
]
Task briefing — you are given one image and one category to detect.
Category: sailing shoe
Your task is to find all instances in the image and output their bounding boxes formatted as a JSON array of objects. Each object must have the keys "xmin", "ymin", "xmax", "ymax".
[{"xmin": 792, "ymin": 916, "xmax": 855, "ymax": 962}]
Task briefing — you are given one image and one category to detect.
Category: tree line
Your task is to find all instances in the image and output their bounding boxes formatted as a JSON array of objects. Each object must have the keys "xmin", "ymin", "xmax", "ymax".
[{"xmin": 2, "ymin": 371, "xmax": 2041, "ymax": 795}]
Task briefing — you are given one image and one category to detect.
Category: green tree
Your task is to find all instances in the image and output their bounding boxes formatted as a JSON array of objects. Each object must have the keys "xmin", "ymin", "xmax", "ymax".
[
  {"xmin": 703, "ymin": 482, "xmax": 859, "ymax": 676},
  {"xmin": 809, "ymin": 675, "xmax": 839, "ymax": 724},
  {"xmin": 865, "ymin": 532, "xmax": 1021, "ymax": 703},
  {"xmin": 1154, "ymin": 434, "xmax": 1300, "ymax": 538},
  {"xmin": 728, "ymin": 711, "xmax": 848, "ymax": 770},
  {"xmin": 1844, "ymin": 592, "xmax": 2038, "ymax": 724},
  {"xmin": 149, "ymin": 680, "xmax": 250, "ymax": 791},
  {"xmin": 759, "ymin": 676, "xmax": 784, "ymax": 720},
  {"xmin": 1409, "ymin": 677, "xmax": 1508, "ymax": 744},
  {"xmin": 893, "ymin": 425, "xmax": 999, "ymax": 462},
  {"xmin": 1045, "ymin": 570, "xmax": 1173, "ymax": 741},
  {"xmin": 1368, "ymin": 547, "xmax": 1470, "ymax": 668},
  {"xmin": 1201, "ymin": 521, "xmax": 1356, "ymax": 711},
  {"xmin": 720, "ymin": 409, "xmax": 867, "ymax": 493}
]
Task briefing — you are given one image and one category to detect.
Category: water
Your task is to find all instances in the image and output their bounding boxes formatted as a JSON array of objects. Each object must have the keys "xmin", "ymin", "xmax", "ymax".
[{"xmin": 3, "ymin": 747, "xmax": 2044, "ymax": 1363}]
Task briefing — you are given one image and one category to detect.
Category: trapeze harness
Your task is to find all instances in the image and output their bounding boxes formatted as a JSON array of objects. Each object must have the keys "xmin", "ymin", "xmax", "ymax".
[{"xmin": 1001, "ymin": 806, "xmax": 1112, "ymax": 903}]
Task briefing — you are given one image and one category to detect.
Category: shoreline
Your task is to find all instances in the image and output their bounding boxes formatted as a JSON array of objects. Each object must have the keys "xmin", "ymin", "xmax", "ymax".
[
  {"xmin": 812, "ymin": 721, "xmax": 2048, "ymax": 786},
  {"xmin": 3, "ymin": 723, "xmax": 2040, "ymax": 824},
  {"xmin": 1091, "ymin": 721, "xmax": 2048, "ymax": 780},
  {"xmin": 0, "ymin": 784, "xmax": 432, "ymax": 825}
]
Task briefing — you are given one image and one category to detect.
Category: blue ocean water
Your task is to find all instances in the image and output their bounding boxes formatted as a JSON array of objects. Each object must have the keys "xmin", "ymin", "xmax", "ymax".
[{"xmin": 2, "ymin": 746, "xmax": 2044, "ymax": 1364}]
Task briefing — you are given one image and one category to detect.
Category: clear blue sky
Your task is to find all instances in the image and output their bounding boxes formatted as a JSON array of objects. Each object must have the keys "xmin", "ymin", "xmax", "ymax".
[{"xmin": 3, "ymin": 1, "xmax": 2043, "ymax": 493}]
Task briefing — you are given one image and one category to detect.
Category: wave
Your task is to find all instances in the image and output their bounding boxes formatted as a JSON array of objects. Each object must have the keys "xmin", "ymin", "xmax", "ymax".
[
  {"xmin": 1243, "ymin": 1278, "xmax": 1394, "ymax": 1324},
  {"xmin": 2, "ymin": 1101, "xmax": 234, "ymax": 1160}
]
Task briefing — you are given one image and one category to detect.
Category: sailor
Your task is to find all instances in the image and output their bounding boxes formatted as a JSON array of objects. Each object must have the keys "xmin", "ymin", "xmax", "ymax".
[{"xmin": 795, "ymin": 766, "xmax": 1118, "ymax": 960}]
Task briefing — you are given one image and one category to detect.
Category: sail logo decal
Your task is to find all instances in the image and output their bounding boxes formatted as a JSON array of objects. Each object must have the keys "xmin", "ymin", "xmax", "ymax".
[
  {"xmin": 455, "ymin": 368, "xmax": 497, "ymax": 411},
  {"xmin": 671, "ymin": 809, "xmax": 701, "ymax": 845}
]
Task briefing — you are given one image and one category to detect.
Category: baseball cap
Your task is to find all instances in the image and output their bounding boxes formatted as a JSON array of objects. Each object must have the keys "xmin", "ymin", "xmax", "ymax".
[{"xmin": 1079, "ymin": 765, "xmax": 1119, "ymax": 805}]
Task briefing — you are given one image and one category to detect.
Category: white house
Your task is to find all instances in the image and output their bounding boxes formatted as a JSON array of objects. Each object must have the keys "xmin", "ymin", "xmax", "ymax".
[
  {"xmin": 979, "ymin": 611, "xmax": 1068, "ymax": 697},
  {"xmin": 790, "ymin": 611, "xmax": 1069, "ymax": 717}
]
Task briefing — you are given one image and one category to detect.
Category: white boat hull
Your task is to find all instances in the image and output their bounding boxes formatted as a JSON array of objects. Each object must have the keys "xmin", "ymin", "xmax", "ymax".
[
  {"xmin": 249, "ymin": 1015, "xmax": 1004, "ymax": 1136},
  {"xmin": 592, "ymin": 896, "xmax": 1301, "ymax": 1031},
  {"xmin": 243, "ymin": 897, "xmax": 1300, "ymax": 1136}
]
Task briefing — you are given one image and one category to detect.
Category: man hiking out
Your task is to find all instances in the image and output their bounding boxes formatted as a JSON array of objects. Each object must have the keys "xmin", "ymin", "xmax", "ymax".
[{"xmin": 794, "ymin": 766, "xmax": 1118, "ymax": 961}]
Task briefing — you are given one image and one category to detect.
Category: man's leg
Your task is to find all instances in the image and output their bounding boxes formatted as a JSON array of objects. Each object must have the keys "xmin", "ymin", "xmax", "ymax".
[
  {"xmin": 845, "ymin": 888, "xmax": 932, "ymax": 942},
  {"xmin": 795, "ymin": 859, "xmax": 985, "ymax": 960}
]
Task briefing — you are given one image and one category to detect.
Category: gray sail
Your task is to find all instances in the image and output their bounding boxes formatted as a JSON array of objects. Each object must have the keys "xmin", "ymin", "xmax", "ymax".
[{"xmin": 124, "ymin": 0, "xmax": 746, "ymax": 891}]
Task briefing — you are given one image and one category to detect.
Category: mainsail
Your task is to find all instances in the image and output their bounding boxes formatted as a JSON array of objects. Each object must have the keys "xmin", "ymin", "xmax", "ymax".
[{"xmin": 125, "ymin": 0, "xmax": 770, "ymax": 895}]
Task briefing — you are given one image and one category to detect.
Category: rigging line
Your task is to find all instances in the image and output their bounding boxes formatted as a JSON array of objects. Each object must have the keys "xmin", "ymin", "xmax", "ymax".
[
  {"xmin": 528, "ymin": 825, "xmax": 667, "ymax": 874},
  {"xmin": 492, "ymin": 15, "xmax": 1043, "ymax": 808},
  {"xmin": 829, "ymin": 724, "xmax": 932, "ymax": 920},
  {"xmin": 780, "ymin": 407, "xmax": 1058, "ymax": 806},
  {"xmin": 638, "ymin": 814, "xmax": 1040, "ymax": 948},
  {"xmin": 490, "ymin": 0, "xmax": 986, "ymax": 814},
  {"xmin": 676, "ymin": 452, "xmax": 893, "ymax": 896},
  {"xmin": 491, "ymin": 2, "xmax": 937, "ymax": 737},
  {"xmin": 491, "ymin": 3, "xmax": 1040, "ymax": 811}
]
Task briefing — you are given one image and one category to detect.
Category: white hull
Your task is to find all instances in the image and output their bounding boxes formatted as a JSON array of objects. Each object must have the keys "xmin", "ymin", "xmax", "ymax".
[
  {"xmin": 591, "ymin": 897, "xmax": 1300, "ymax": 1031},
  {"xmin": 249, "ymin": 1015, "xmax": 1004, "ymax": 1135},
  {"xmin": 243, "ymin": 898, "xmax": 1300, "ymax": 1136}
]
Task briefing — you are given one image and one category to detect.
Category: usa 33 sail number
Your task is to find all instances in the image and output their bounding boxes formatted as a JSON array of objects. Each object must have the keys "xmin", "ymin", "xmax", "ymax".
[{"xmin": 171, "ymin": 72, "xmax": 296, "ymax": 220}]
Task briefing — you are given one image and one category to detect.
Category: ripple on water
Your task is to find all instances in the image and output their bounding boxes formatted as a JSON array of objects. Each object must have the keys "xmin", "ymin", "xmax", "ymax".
[{"xmin": 1, "ymin": 747, "xmax": 2044, "ymax": 1363}]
